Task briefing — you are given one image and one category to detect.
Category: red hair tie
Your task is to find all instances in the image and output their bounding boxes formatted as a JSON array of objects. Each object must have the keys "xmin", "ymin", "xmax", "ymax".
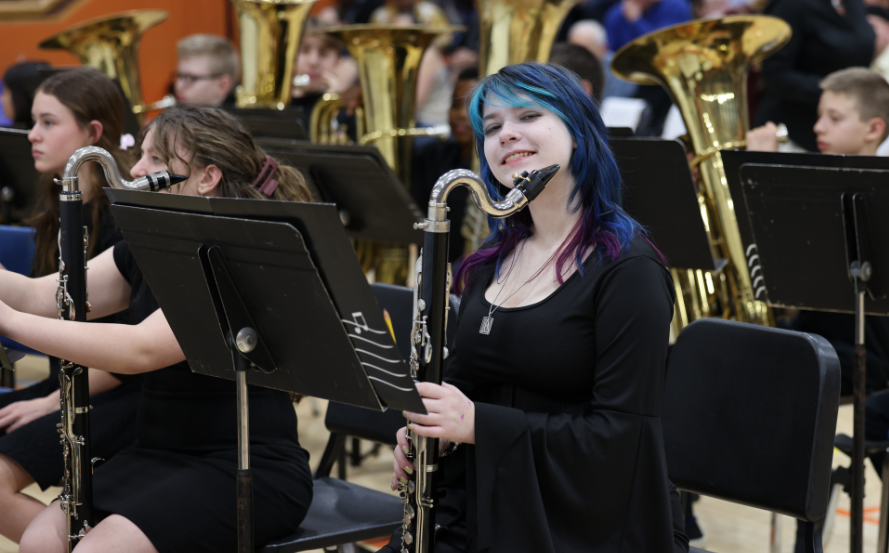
[{"xmin": 252, "ymin": 156, "xmax": 280, "ymax": 196}]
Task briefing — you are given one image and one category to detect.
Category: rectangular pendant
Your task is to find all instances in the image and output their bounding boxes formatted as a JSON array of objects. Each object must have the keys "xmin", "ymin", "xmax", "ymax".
[{"xmin": 479, "ymin": 316, "xmax": 494, "ymax": 335}]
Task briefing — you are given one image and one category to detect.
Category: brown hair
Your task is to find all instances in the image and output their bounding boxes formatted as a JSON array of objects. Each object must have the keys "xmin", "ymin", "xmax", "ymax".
[
  {"xmin": 144, "ymin": 104, "xmax": 311, "ymax": 203},
  {"xmin": 820, "ymin": 67, "xmax": 889, "ymax": 141},
  {"xmin": 28, "ymin": 67, "xmax": 133, "ymax": 276},
  {"xmin": 177, "ymin": 34, "xmax": 240, "ymax": 82},
  {"xmin": 303, "ymin": 19, "xmax": 344, "ymax": 54}
]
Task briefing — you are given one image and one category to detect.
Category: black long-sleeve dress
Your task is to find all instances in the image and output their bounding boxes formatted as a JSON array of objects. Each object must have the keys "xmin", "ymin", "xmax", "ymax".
[
  {"xmin": 383, "ymin": 235, "xmax": 686, "ymax": 552},
  {"xmin": 755, "ymin": 0, "xmax": 874, "ymax": 151},
  {"xmin": 88, "ymin": 241, "xmax": 313, "ymax": 553}
]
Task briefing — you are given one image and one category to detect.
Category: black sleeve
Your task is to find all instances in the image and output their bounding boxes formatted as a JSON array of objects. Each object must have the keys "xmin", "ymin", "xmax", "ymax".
[
  {"xmin": 470, "ymin": 256, "xmax": 679, "ymax": 552},
  {"xmin": 759, "ymin": 0, "xmax": 822, "ymax": 107},
  {"xmin": 112, "ymin": 240, "xmax": 134, "ymax": 286}
]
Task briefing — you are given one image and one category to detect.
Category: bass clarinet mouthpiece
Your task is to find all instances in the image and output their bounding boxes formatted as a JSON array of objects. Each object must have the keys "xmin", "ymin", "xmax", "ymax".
[
  {"xmin": 511, "ymin": 164, "xmax": 560, "ymax": 202},
  {"xmin": 144, "ymin": 172, "xmax": 189, "ymax": 192}
]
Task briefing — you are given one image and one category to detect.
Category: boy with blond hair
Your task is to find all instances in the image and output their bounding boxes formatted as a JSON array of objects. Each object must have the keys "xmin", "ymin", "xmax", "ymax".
[
  {"xmin": 174, "ymin": 34, "xmax": 239, "ymax": 107},
  {"xmin": 748, "ymin": 67, "xmax": 889, "ymax": 155}
]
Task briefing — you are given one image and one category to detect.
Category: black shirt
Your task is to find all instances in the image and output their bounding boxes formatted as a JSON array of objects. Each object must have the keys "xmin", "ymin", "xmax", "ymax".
[
  {"xmin": 433, "ymin": 236, "xmax": 685, "ymax": 552},
  {"xmin": 756, "ymin": 0, "xmax": 875, "ymax": 151}
]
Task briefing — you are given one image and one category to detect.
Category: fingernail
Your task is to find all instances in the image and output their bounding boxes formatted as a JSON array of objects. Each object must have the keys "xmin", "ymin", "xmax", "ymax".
[
  {"xmin": 404, "ymin": 466, "xmax": 414, "ymax": 475},
  {"xmin": 402, "ymin": 410, "xmax": 408, "ymax": 418},
  {"xmin": 400, "ymin": 476, "xmax": 408, "ymax": 484},
  {"xmin": 407, "ymin": 422, "xmax": 413, "ymax": 430},
  {"xmin": 402, "ymin": 445, "xmax": 410, "ymax": 455}
]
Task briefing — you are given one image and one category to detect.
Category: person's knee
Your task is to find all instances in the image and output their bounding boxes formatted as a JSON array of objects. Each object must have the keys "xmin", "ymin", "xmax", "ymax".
[
  {"xmin": 20, "ymin": 504, "xmax": 66, "ymax": 553},
  {"xmin": 0, "ymin": 453, "xmax": 34, "ymax": 498}
]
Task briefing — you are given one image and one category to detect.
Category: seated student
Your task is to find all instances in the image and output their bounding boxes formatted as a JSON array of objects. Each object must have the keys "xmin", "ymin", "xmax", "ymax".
[
  {"xmin": 291, "ymin": 21, "xmax": 357, "ymax": 115},
  {"xmin": 385, "ymin": 62, "xmax": 687, "ymax": 553},
  {"xmin": 0, "ymin": 67, "xmax": 142, "ymax": 545},
  {"xmin": 0, "ymin": 105, "xmax": 314, "ymax": 553},
  {"xmin": 411, "ymin": 68, "xmax": 478, "ymax": 263},
  {"xmin": 174, "ymin": 34, "xmax": 239, "ymax": 107},
  {"xmin": 748, "ymin": 66, "xmax": 889, "ymax": 474},
  {"xmin": 1, "ymin": 62, "xmax": 49, "ymax": 128},
  {"xmin": 549, "ymin": 42, "xmax": 606, "ymax": 103}
]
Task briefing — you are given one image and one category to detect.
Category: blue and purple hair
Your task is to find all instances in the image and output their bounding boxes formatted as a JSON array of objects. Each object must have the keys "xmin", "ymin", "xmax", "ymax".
[{"xmin": 454, "ymin": 61, "xmax": 649, "ymax": 293}]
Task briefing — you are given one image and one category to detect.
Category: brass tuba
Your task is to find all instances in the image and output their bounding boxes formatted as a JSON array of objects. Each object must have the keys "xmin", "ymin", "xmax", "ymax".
[
  {"xmin": 611, "ymin": 15, "xmax": 791, "ymax": 329},
  {"xmin": 461, "ymin": 0, "xmax": 581, "ymax": 251},
  {"xmin": 39, "ymin": 10, "xmax": 169, "ymax": 122},
  {"xmin": 313, "ymin": 24, "xmax": 458, "ymax": 284},
  {"xmin": 231, "ymin": 0, "xmax": 319, "ymax": 109},
  {"xmin": 316, "ymin": 25, "xmax": 458, "ymax": 185}
]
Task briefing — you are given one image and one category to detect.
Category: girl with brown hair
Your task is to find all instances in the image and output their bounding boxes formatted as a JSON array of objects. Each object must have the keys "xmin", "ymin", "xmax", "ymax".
[
  {"xmin": 0, "ymin": 67, "xmax": 143, "ymax": 544},
  {"xmin": 0, "ymin": 104, "xmax": 313, "ymax": 553}
]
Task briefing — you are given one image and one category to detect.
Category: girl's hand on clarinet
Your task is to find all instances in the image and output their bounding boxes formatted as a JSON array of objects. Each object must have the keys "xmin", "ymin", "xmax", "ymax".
[
  {"xmin": 404, "ymin": 382, "xmax": 475, "ymax": 445},
  {"xmin": 0, "ymin": 396, "xmax": 58, "ymax": 433},
  {"xmin": 390, "ymin": 428, "xmax": 454, "ymax": 491},
  {"xmin": 391, "ymin": 426, "xmax": 413, "ymax": 491}
]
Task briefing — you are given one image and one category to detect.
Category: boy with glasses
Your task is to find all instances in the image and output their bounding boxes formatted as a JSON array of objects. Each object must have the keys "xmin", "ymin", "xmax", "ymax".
[{"xmin": 175, "ymin": 34, "xmax": 239, "ymax": 107}]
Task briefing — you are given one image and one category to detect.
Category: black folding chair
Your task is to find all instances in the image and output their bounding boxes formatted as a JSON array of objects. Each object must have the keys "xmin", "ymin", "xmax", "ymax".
[{"xmin": 663, "ymin": 319, "xmax": 841, "ymax": 553}]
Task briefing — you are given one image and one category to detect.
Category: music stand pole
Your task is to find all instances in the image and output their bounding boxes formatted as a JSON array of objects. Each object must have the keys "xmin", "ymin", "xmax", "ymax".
[{"xmin": 233, "ymin": 330, "xmax": 255, "ymax": 553}]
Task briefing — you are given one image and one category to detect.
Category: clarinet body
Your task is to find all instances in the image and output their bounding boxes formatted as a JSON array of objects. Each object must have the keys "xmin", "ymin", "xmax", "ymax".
[
  {"xmin": 400, "ymin": 164, "xmax": 560, "ymax": 553},
  {"xmin": 56, "ymin": 146, "xmax": 183, "ymax": 550}
]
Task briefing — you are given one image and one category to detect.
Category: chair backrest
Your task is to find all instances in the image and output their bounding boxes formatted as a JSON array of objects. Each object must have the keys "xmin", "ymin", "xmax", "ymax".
[
  {"xmin": 663, "ymin": 319, "xmax": 840, "ymax": 522},
  {"xmin": 324, "ymin": 283, "xmax": 459, "ymax": 444},
  {"xmin": 0, "ymin": 225, "xmax": 35, "ymax": 276}
]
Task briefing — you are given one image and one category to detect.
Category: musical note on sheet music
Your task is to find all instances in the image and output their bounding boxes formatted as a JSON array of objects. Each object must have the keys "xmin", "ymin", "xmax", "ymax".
[{"xmin": 342, "ymin": 312, "xmax": 414, "ymax": 392}]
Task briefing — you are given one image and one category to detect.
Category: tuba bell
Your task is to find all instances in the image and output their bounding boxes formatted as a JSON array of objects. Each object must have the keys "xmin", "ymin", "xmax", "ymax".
[
  {"xmin": 232, "ymin": 0, "xmax": 319, "ymax": 109},
  {"xmin": 313, "ymin": 24, "xmax": 458, "ymax": 284},
  {"xmin": 39, "ymin": 10, "xmax": 169, "ymax": 122},
  {"xmin": 611, "ymin": 15, "xmax": 791, "ymax": 329}
]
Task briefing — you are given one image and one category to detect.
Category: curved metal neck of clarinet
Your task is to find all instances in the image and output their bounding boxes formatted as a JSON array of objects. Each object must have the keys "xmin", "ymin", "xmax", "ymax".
[
  {"xmin": 61, "ymin": 146, "xmax": 185, "ymax": 193},
  {"xmin": 424, "ymin": 165, "xmax": 560, "ymax": 228}
]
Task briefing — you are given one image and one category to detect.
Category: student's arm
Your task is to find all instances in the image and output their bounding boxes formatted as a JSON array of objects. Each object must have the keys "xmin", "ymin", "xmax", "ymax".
[
  {"xmin": 0, "ymin": 369, "xmax": 122, "ymax": 433},
  {"xmin": 0, "ymin": 248, "xmax": 130, "ymax": 320},
  {"xmin": 0, "ymin": 307, "xmax": 184, "ymax": 375}
]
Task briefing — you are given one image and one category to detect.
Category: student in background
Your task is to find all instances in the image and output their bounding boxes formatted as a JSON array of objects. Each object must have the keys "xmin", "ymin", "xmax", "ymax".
[{"xmin": 174, "ymin": 34, "xmax": 239, "ymax": 107}]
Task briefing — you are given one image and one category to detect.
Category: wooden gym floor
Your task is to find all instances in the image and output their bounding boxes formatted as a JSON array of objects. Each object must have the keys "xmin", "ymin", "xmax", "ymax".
[{"xmin": 0, "ymin": 355, "xmax": 881, "ymax": 553}]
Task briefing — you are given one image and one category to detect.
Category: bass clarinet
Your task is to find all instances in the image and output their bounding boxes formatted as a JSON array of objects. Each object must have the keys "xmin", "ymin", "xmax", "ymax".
[
  {"xmin": 401, "ymin": 164, "xmax": 560, "ymax": 553},
  {"xmin": 56, "ymin": 146, "xmax": 184, "ymax": 550}
]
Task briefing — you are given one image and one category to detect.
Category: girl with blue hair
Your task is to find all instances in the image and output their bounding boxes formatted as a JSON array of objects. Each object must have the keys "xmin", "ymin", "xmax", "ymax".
[{"xmin": 387, "ymin": 62, "xmax": 687, "ymax": 552}]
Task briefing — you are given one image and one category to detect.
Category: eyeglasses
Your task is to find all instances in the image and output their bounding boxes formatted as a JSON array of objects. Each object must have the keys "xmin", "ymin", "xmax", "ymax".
[{"xmin": 175, "ymin": 72, "xmax": 222, "ymax": 85}]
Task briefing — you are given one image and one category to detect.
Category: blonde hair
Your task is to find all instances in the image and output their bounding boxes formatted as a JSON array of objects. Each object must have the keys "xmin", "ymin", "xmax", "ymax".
[
  {"xmin": 177, "ymin": 34, "xmax": 240, "ymax": 82},
  {"xmin": 144, "ymin": 105, "xmax": 311, "ymax": 203},
  {"xmin": 820, "ymin": 67, "xmax": 889, "ymax": 141}
]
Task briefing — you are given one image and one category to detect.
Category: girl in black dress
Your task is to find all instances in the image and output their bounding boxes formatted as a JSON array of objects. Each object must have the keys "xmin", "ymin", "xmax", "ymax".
[
  {"xmin": 0, "ymin": 68, "xmax": 141, "ymax": 544},
  {"xmin": 0, "ymin": 105, "xmax": 314, "ymax": 553},
  {"xmin": 386, "ymin": 62, "xmax": 687, "ymax": 552}
]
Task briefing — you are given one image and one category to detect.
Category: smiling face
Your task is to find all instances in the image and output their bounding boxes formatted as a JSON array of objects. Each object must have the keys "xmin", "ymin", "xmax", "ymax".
[
  {"xmin": 481, "ymin": 98, "xmax": 575, "ymax": 189},
  {"xmin": 813, "ymin": 90, "xmax": 885, "ymax": 155},
  {"xmin": 131, "ymin": 128, "xmax": 211, "ymax": 197},
  {"xmin": 28, "ymin": 92, "xmax": 96, "ymax": 175}
]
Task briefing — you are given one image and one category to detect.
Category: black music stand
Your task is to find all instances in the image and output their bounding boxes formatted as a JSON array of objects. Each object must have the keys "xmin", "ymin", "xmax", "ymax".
[
  {"xmin": 0, "ymin": 128, "xmax": 41, "ymax": 223},
  {"xmin": 610, "ymin": 136, "xmax": 725, "ymax": 272},
  {"xmin": 224, "ymin": 107, "xmax": 308, "ymax": 141},
  {"xmin": 257, "ymin": 139, "xmax": 424, "ymax": 244},
  {"xmin": 740, "ymin": 164, "xmax": 889, "ymax": 553},
  {"xmin": 721, "ymin": 150, "xmax": 889, "ymax": 281},
  {"xmin": 107, "ymin": 190, "xmax": 424, "ymax": 553}
]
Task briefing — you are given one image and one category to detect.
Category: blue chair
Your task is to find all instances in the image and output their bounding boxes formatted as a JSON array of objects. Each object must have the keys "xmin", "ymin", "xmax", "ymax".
[{"xmin": 0, "ymin": 225, "xmax": 41, "ymax": 355}]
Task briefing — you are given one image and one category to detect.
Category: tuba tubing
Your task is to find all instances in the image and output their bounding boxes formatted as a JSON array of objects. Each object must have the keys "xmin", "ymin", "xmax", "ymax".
[
  {"xmin": 400, "ymin": 164, "xmax": 559, "ymax": 553},
  {"xmin": 55, "ymin": 147, "xmax": 184, "ymax": 550}
]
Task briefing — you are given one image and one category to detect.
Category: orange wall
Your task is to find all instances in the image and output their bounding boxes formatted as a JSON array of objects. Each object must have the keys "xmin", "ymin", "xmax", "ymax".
[{"xmin": 0, "ymin": 0, "xmax": 236, "ymax": 106}]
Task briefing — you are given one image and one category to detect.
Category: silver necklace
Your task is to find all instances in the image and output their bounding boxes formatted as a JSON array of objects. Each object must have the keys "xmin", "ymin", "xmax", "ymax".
[{"xmin": 480, "ymin": 240, "xmax": 560, "ymax": 335}]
